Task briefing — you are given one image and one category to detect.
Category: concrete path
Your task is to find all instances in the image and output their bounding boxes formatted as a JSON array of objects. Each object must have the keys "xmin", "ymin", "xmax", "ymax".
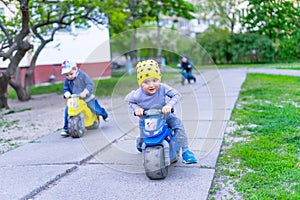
[{"xmin": 0, "ymin": 69, "xmax": 247, "ymax": 200}]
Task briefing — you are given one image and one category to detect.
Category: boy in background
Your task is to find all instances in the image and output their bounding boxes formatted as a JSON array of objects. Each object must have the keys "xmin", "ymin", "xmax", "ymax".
[{"xmin": 178, "ymin": 54, "xmax": 196, "ymax": 85}]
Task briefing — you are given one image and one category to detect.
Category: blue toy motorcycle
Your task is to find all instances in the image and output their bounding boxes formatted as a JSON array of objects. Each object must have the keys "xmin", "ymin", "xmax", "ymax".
[{"xmin": 135, "ymin": 107, "xmax": 180, "ymax": 180}]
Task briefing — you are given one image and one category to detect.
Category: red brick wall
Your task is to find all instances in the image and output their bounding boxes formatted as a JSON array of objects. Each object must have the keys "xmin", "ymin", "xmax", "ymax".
[
  {"xmin": 23, "ymin": 61, "xmax": 111, "ymax": 85},
  {"xmin": 2, "ymin": 61, "xmax": 111, "ymax": 86},
  {"xmin": 33, "ymin": 64, "xmax": 63, "ymax": 84},
  {"xmin": 78, "ymin": 62, "xmax": 111, "ymax": 79}
]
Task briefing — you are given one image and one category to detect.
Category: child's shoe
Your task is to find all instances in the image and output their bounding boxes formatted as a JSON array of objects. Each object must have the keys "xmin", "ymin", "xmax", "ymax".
[
  {"xmin": 60, "ymin": 130, "xmax": 69, "ymax": 137},
  {"xmin": 135, "ymin": 137, "xmax": 143, "ymax": 152},
  {"xmin": 182, "ymin": 149, "xmax": 197, "ymax": 164},
  {"xmin": 102, "ymin": 116, "xmax": 109, "ymax": 122}
]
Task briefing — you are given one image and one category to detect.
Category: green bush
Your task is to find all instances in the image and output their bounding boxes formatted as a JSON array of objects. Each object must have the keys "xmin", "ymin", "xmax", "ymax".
[
  {"xmin": 197, "ymin": 26, "xmax": 278, "ymax": 64},
  {"xmin": 229, "ymin": 33, "xmax": 275, "ymax": 64},
  {"xmin": 277, "ymin": 32, "xmax": 300, "ymax": 62},
  {"xmin": 196, "ymin": 25, "xmax": 231, "ymax": 64}
]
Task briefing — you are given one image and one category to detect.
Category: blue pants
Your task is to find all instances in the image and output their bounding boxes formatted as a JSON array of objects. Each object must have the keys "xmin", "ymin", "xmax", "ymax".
[
  {"xmin": 63, "ymin": 98, "xmax": 108, "ymax": 131},
  {"xmin": 182, "ymin": 70, "xmax": 196, "ymax": 83},
  {"xmin": 166, "ymin": 116, "xmax": 189, "ymax": 148}
]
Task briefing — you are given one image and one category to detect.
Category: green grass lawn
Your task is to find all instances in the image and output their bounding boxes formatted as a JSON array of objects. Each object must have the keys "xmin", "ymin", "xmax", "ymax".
[
  {"xmin": 168, "ymin": 62, "xmax": 300, "ymax": 70},
  {"xmin": 210, "ymin": 74, "xmax": 300, "ymax": 199},
  {"xmin": 198, "ymin": 62, "xmax": 300, "ymax": 70}
]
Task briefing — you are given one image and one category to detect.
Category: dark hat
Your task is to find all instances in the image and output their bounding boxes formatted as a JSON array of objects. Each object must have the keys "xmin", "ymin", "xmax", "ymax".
[{"xmin": 182, "ymin": 54, "xmax": 189, "ymax": 59}]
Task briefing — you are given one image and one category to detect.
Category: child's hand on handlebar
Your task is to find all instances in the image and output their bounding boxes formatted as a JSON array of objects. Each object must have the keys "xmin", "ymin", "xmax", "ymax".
[
  {"xmin": 79, "ymin": 89, "xmax": 89, "ymax": 98},
  {"xmin": 162, "ymin": 105, "xmax": 172, "ymax": 114},
  {"xmin": 64, "ymin": 91, "xmax": 71, "ymax": 98},
  {"xmin": 134, "ymin": 108, "xmax": 144, "ymax": 116}
]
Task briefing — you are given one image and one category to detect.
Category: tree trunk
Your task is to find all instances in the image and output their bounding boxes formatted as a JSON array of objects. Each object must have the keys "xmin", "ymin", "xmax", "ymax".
[
  {"xmin": 230, "ymin": 13, "xmax": 235, "ymax": 34},
  {"xmin": 8, "ymin": 27, "xmax": 58, "ymax": 102},
  {"xmin": 157, "ymin": 20, "xmax": 162, "ymax": 60},
  {"xmin": 8, "ymin": 78, "xmax": 30, "ymax": 101},
  {"xmin": 6, "ymin": 40, "xmax": 32, "ymax": 101},
  {"xmin": 129, "ymin": 29, "xmax": 137, "ymax": 65},
  {"xmin": 0, "ymin": 71, "xmax": 9, "ymax": 109}
]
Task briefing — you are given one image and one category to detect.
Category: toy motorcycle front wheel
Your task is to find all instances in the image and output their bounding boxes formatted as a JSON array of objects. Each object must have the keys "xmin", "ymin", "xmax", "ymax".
[
  {"xmin": 143, "ymin": 146, "xmax": 168, "ymax": 180},
  {"xmin": 68, "ymin": 116, "xmax": 85, "ymax": 138}
]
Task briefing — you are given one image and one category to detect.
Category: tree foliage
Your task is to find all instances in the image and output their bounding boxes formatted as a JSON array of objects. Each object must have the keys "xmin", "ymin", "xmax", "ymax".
[
  {"xmin": 277, "ymin": 31, "xmax": 300, "ymax": 61},
  {"xmin": 0, "ymin": 0, "xmax": 107, "ymax": 104},
  {"xmin": 98, "ymin": 0, "xmax": 129, "ymax": 36},
  {"xmin": 0, "ymin": 0, "xmax": 198, "ymax": 106},
  {"xmin": 139, "ymin": 0, "xmax": 197, "ymax": 22},
  {"xmin": 196, "ymin": 0, "xmax": 299, "ymax": 64},
  {"xmin": 241, "ymin": 0, "xmax": 300, "ymax": 41},
  {"xmin": 103, "ymin": 0, "xmax": 197, "ymax": 36},
  {"xmin": 109, "ymin": 0, "xmax": 197, "ymax": 63},
  {"xmin": 197, "ymin": 0, "xmax": 246, "ymax": 33}
]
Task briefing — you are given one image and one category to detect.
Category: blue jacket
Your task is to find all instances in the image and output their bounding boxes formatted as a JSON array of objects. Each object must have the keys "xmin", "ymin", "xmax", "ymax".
[
  {"xmin": 63, "ymin": 69, "xmax": 95, "ymax": 102},
  {"xmin": 179, "ymin": 61, "xmax": 194, "ymax": 73}
]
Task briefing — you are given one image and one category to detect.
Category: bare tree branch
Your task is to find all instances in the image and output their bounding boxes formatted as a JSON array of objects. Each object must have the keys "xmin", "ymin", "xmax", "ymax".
[
  {"xmin": 0, "ymin": 0, "xmax": 17, "ymax": 15},
  {"xmin": 24, "ymin": 26, "xmax": 60, "ymax": 95},
  {"xmin": 0, "ymin": 42, "xmax": 18, "ymax": 60},
  {"xmin": 1, "ymin": 0, "xmax": 109, "ymax": 103},
  {"xmin": 0, "ymin": 23, "xmax": 13, "ymax": 45}
]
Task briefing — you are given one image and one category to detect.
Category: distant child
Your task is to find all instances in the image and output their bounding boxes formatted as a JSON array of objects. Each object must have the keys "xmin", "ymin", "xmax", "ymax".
[
  {"xmin": 178, "ymin": 54, "xmax": 196, "ymax": 85},
  {"xmin": 60, "ymin": 60, "xmax": 109, "ymax": 137},
  {"xmin": 127, "ymin": 59, "xmax": 197, "ymax": 164}
]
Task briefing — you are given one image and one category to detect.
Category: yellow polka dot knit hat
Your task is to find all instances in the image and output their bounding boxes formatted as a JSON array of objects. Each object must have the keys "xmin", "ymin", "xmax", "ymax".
[{"xmin": 136, "ymin": 59, "xmax": 161, "ymax": 85}]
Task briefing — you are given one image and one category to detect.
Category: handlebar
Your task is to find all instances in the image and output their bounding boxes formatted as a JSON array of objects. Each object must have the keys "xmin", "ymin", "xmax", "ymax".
[
  {"xmin": 70, "ymin": 94, "xmax": 80, "ymax": 98},
  {"xmin": 134, "ymin": 108, "xmax": 174, "ymax": 116}
]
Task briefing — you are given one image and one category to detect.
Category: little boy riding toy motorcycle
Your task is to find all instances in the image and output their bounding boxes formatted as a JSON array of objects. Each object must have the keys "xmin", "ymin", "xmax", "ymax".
[
  {"xmin": 60, "ymin": 60, "xmax": 109, "ymax": 138},
  {"xmin": 127, "ymin": 59, "xmax": 198, "ymax": 179}
]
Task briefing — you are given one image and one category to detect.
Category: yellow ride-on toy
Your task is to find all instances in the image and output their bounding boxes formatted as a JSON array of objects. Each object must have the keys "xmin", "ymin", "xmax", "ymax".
[{"xmin": 67, "ymin": 94, "xmax": 100, "ymax": 138}]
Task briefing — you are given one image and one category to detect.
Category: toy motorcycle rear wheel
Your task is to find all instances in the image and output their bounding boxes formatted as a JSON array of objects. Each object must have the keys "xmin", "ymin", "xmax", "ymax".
[
  {"xmin": 143, "ymin": 146, "xmax": 168, "ymax": 180},
  {"xmin": 86, "ymin": 116, "xmax": 100, "ymax": 130},
  {"xmin": 68, "ymin": 116, "xmax": 85, "ymax": 138}
]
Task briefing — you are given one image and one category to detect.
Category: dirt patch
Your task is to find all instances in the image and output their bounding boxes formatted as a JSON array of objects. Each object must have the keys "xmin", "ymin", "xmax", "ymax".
[
  {"xmin": 208, "ymin": 121, "xmax": 244, "ymax": 199},
  {"xmin": 0, "ymin": 93, "xmax": 111, "ymax": 154}
]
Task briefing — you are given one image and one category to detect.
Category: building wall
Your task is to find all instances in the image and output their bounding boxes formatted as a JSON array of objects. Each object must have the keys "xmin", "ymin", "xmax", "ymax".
[
  {"xmin": 0, "ymin": 22, "xmax": 111, "ymax": 86},
  {"xmin": 33, "ymin": 61, "xmax": 111, "ymax": 85},
  {"xmin": 3, "ymin": 61, "xmax": 111, "ymax": 87}
]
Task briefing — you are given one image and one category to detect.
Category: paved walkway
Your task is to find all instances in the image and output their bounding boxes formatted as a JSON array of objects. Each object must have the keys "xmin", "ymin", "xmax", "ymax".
[{"xmin": 0, "ymin": 68, "xmax": 247, "ymax": 200}]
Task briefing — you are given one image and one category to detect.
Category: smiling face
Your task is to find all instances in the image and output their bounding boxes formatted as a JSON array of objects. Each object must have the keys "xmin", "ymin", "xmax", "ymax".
[{"xmin": 141, "ymin": 78, "xmax": 160, "ymax": 95}]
